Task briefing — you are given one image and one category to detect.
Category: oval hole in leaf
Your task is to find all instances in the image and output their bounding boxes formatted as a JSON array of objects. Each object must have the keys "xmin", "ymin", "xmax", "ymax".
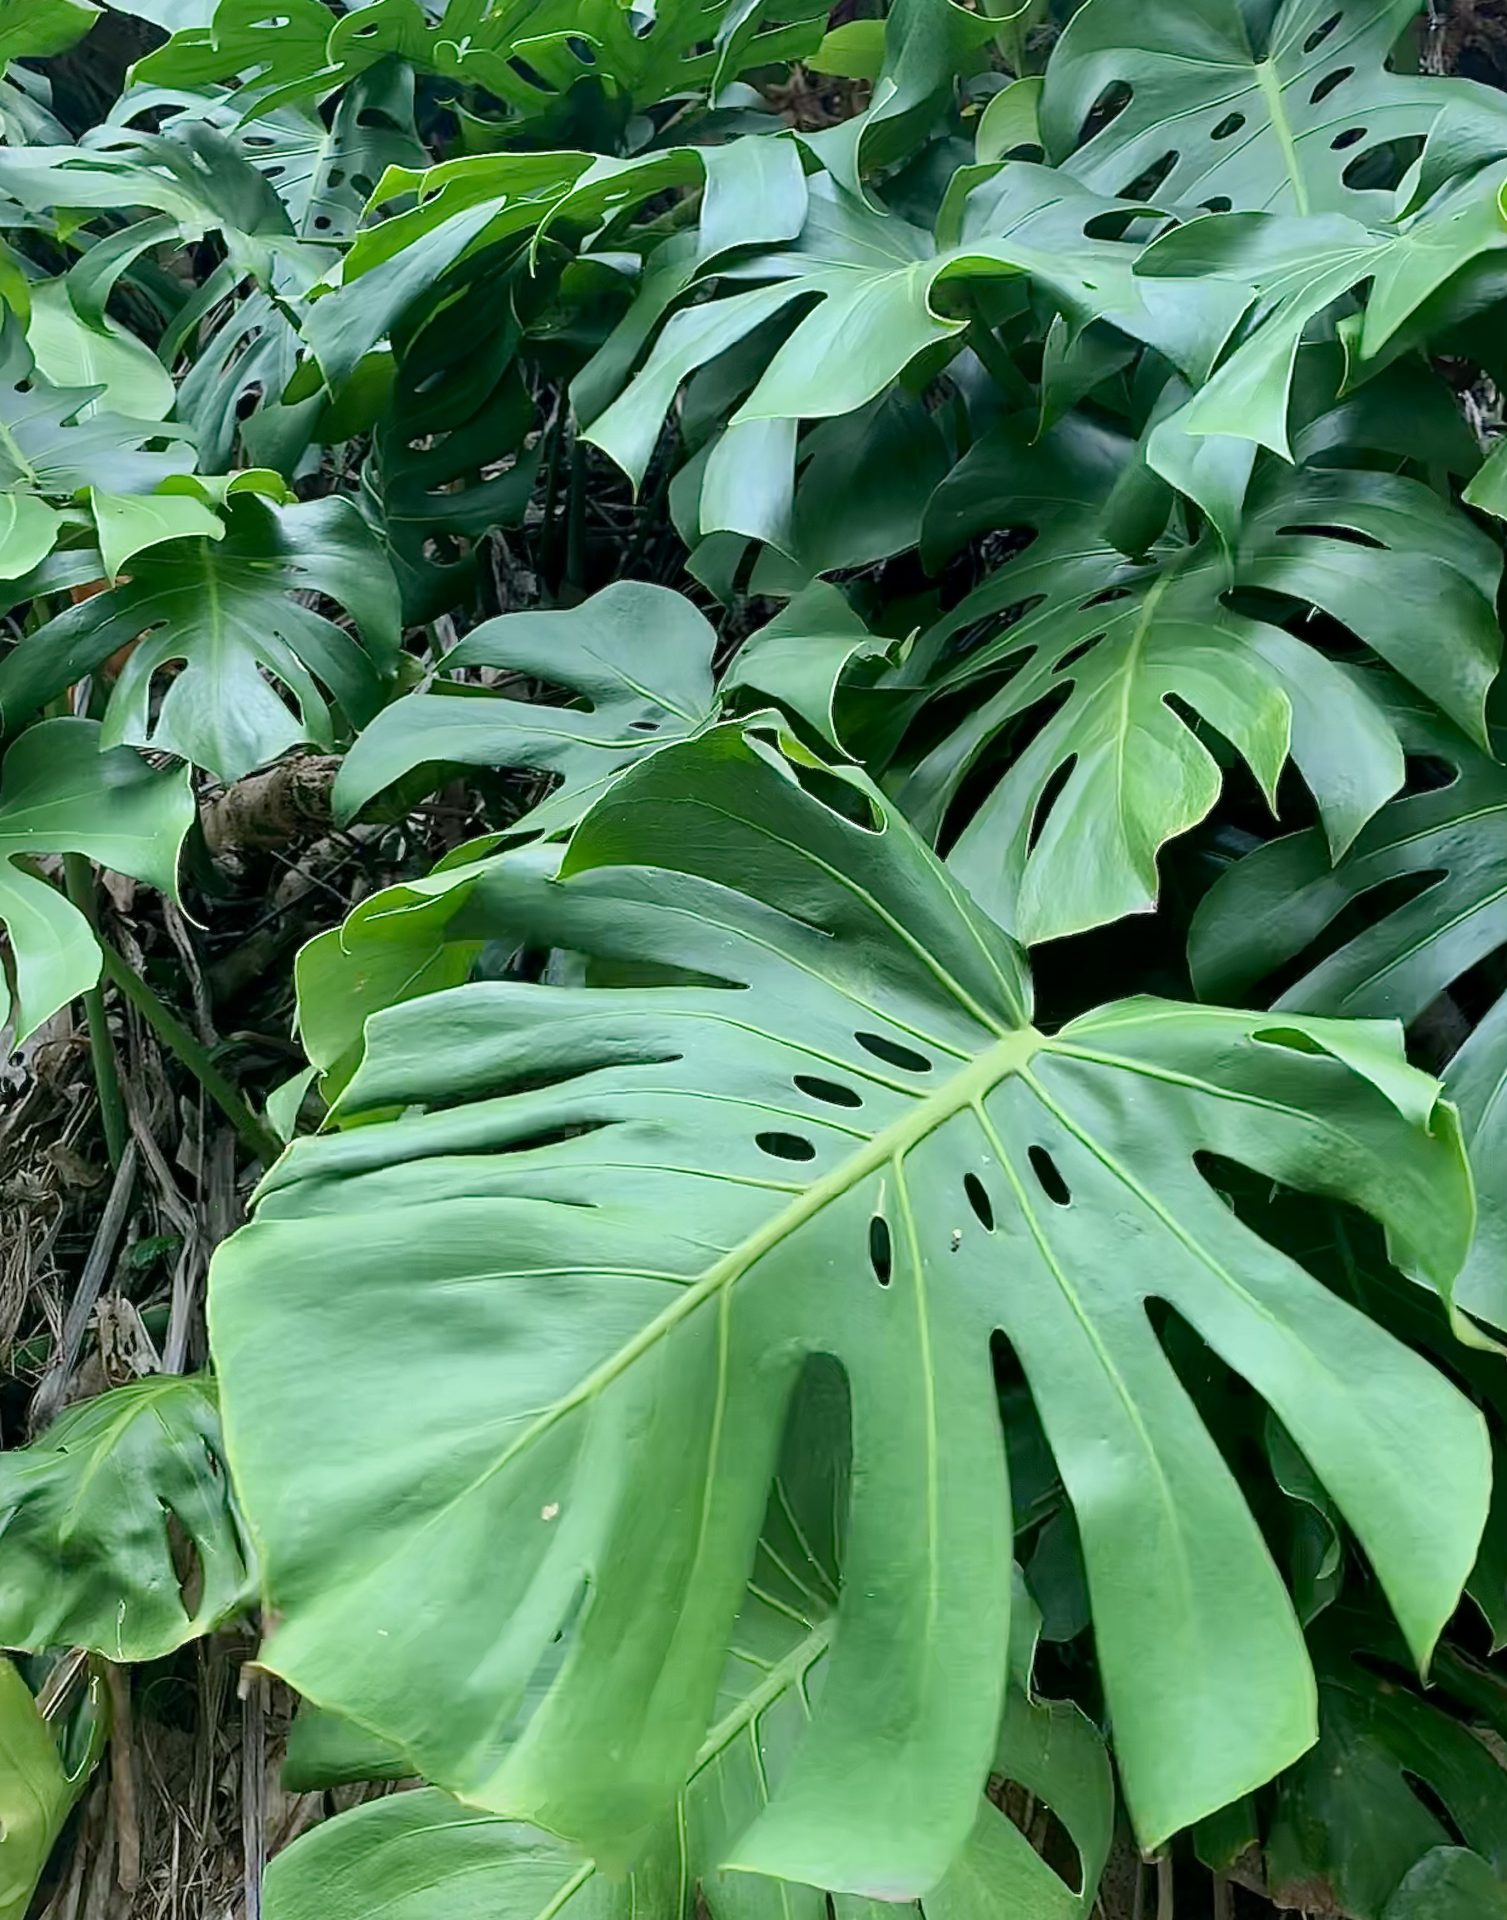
[
  {"xmin": 854, "ymin": 1031, "xmax": 933, "ymax": 1074},
  {"xmin": 756, "ymin": 1131, "xmax": 817, "ymax": 1162},
  {"xmin": 964, "ymin": 1172, "xmax": 995, "ymax": 1232},
  {"xmin": 869, "ymin": 1215, "xmax": 893, "ymax": 1286},
  {"xmin": 1202, "ymin": 195, "xmax": 1234, "ymax": 212},
  {"xmin": 794, "ymin": 1074, "xmax": 863, "ymax": 1109},
  {"xmin": 1029, "ymin": 1145, "xmax": 1071, "ymax": 1206},
  {"xmin": 1331, "ymin": 126, "xmax": 1366, "ymax": 150},
  {"xmin": 1274, "ymin": 521, "xmax": 1387, "ymax": 550},
  {"xmin": 1304, "ymin": 11, "xmax": 1344, "ymax": 52},
  {"xmin": 1310, "ymin": 66, "xmax": 1355, "ymax": 105},
  {"xmin": 1210, "ymin": 112, "xmax": 1245, "ymax": 141},
  {"xmin": 1077, "ymin": 79, "xmax": 1131, "ymax": 148}
]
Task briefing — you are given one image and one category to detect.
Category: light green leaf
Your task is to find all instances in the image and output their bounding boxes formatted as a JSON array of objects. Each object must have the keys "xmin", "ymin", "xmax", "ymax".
[
  {"xmin": 0, "ymin": 717, "xmax": 194, "ymax": 1042},
  {"xmin": 26, "ymin": 280, "xmax": 174, "ymax": 423},
  {"xmin": 0, "ymin": 494, "xmax": 400, "ymax": 783},
  {"xmin": 0, "ymin": 0, "xmax": 98, "ymax": 63},
  {"xmin": 215, "ymin": 725, "xmax": 1484, "ymax": 1882},
  {"xmin": 0, "ymin": 1376, "xmax": 255, "ymax": 1661},
  {"xmin": 0, "ymin": 1659, "xmax": 100, "ymax": 1920},
  {"xmin": 90, "ymin": 486, "xmax": 224, "ymax": 583},
  {"xmin": 721, "ymin": 582, "xmax": 897, "ymax": 749},
  {"xmin": 1465, "ymin": 436, "xmax": 1507, "ymax": 519},
  {"xmin": 0, "ymin": 494, "xmax": 61, "ymax": 583}
]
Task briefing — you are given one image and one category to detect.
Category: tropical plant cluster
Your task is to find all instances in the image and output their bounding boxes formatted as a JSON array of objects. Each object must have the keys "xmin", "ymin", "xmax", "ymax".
[{"xmin": 5, "ymin": 0, "xmax": 1507, "ymax": 1914}]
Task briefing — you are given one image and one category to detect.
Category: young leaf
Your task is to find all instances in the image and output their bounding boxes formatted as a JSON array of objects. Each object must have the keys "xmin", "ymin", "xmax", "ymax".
[
  {"xmin": 0, "ymin": 1659, "xmax": 99, "ymax": 1920},
  {"xmin": 0, "ymin": 1376, "xmax": 255, "ymax": 1661},
  {"xmin": 0, "ymin": 718, "xmax": 193, "ymax": 1042},
  {"xmin": 213, "ymin": 725, "xmax": 1484, "ymax": 1884}
]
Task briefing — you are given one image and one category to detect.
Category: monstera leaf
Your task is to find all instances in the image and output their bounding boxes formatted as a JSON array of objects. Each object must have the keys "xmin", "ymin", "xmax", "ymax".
[
  {"xmin": 0, "ymin": 719, "xmax": 193, "ymax": 1042},
  {"xmin": 0, "ymin": 313, "xmax": 194, "ymax": 575},
  {"xmin": 1040, "ymin": 0, "xmax": 1481, "ymax": 218},
  {"xmin": 0, "ymin": 1375, "xmax": 255, "ymax": 1661},
  {"xmin": 1267, "ymin": 1611, "xmax": 1507, "ymax": 1917},
  {"xmin": 213, "ymin": 725, "xmax": 1484, "ymax": 1892},
  {"xmin": 582, "ymin": 160, "xmax": 1249, "ymax": 492},
  {"xmin": 893, "ymin": 412, "xmax": 1500, "ymax": 943},
  {"xmin": 1189, "ymin": 686, "xmax": 1507, "ymax": 1334},
  {"xmin": 335, "ymin": 581, "xmax": 717, "ymax": 827},
  {"xmin": 1132, "ymin": 150, "xmax": 1507, "ymax": 459},
  {"xmin": 265, "ymin": 1376, "xmax": 1113, "ymax": 1918},
  {"xmin": 0, "ymin": 494, "xmax": 400, "ymax": 783},
  {"xmin": 0, "ymin": 1659, "xmax": 102, "ymax": 1920}
]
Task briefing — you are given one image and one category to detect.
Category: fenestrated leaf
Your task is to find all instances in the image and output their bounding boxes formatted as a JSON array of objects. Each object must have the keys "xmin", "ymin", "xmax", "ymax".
[
  {"xmin": 0, "ymin": 717, "xmax": 193, "ymax": 1043},
  {"xmin": 266, "ymin": 1371, "xmax": 1112, "ymax": 1917},
  {"xmin": 0, "ymin": 311, "xmax": 193, "ymax": 503},
  {"xmin": 1188, "ymin": 685, "xmax": 1507, "ymax": 1334},
  {"xmin": 0, "ymin": 494, "xmax": 400, "ymax": 783},
  {"xmin": 0, "ymin": 1376, "xmax": 255, "ymax": 1662},
  {"xmin": 1132, "ymin": 153, "xmax": 1507, "ymax": 459},
  {"xmin": 1041, "ymin": 0, "xmax": 1485, "ymax": 219},
  {"xmin": 214, "ymin": 723, "xmax": 1485, "ymax": 1887},
  {"xmin": 1268, "ymin": 1611, "xmax": 1507, "ymax": 1918},
  {"xmin": 894, "ymin": 412, "xmax": 1500, "ymax": 943},
  {"xmin": 334, "ymin": 581, "xmax": 717, "ymax": 828}
]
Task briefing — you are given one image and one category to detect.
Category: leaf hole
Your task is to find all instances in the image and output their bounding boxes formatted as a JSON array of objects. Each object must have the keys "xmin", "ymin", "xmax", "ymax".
[
  {"xmin": 964, "ymin": 1172, "xmax": 995, "ymax": 1231},
  {"xmin": 1028, "ymin": 1145, "xmax": 1071, "ymax": 1206},
  {"xmin": 1303, "ymin": 11, "xmax": 1343, "ymax": 52},
  {"xmin": 1201, "ymin": 195, "xmax": 1234, "ymax": 212},
  {"xmin": 794, "ymin": 1074, "xmax": 863, "ymax": 1109},
  {"xmin": 1027, "ymin": 755, "xmax": 1077, "ymax": 854},
  {"xmin": 1053, "ymin": 633, "xmax": 1102, "ymax": 676},
  {"xmin": 1310, "ymin": 66, "xmax": 1354, "ymax": 104},
  {"xmin": 869, "ymin": 1214, "xmax": 893, "ymax": 1286},
  {"xmin": 628, "ymin": 718, "xmax": 660, "ymax": 732},
  {"xmin": 854, "ymin": 1031, "xmax": 933, "ymax": 1074},
  {"xmin": 756, "ymin": 1131, "xmax": 817, "ymax": 1163},
  {"xmin": 1401, "ymin": 1772, "xmax": 1471, "ymax": 1849},
  {"xmin": 1402, "ymin": 752, "xmax": 1460, "ymax": 796},
  {"xmin": 1077, "ymin": 80, "xmax": 1131, "ymax": 148},
  {"xmin": 1121, "ymin": 150, "xmax": 1179, "ymax": 202},
  {"xmin": 1274, "ymin": 520, "xmax": 1386, "ymax": 550},
  {"xmin": 1331, "ymin": 126, "xmax": 1366, "ymax": 150},
  {"xmin": 1210, "ymin": 112, "xmax": 1245, "ymax": 141}
]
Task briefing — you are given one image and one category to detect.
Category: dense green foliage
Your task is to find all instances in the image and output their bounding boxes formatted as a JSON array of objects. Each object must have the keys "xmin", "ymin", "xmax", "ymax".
[{"xmin": 5, "ymin": 0, "xmax": 1507, "ymax": 1913}]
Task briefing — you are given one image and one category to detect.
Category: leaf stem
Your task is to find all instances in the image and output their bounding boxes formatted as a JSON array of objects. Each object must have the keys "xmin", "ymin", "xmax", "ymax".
[
  {"xmin": 62, "ymin": 853, "xmax": 128, "ymax": 1169},
  {"xmin": 965, "ymin": 317, "xmax": 1033, "ymax": 410},
  {"xmin": 93, "ymin": 940, "xmax": 281, "ymax": 1166}
]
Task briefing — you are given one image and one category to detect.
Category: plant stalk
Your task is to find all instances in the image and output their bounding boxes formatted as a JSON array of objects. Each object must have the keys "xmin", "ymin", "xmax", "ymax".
[
  {"xmin": 63, "ymin": 853, "xmax": 128, "ymax": 1168},
  {"xmin": 94, "ymin": 940, "xmax": 282, "ymax": 1165}
]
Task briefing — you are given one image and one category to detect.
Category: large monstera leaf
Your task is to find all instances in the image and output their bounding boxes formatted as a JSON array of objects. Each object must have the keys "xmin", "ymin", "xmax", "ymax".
[
  {"xmin": 0, "ymin": 718, "xmax": 193, "ymax": 1042},
  {"xmin": 0, "ymin": 494, "xmax": 400, "ymax": 783},
  {"xmin": 0, "ymin": 1376, "xmax": 254, "ymax": 1661},
  {"xmin": 895, "ymin": 413, "xmax": 1500, "ymax": 943},
  {"xmin": 214, "ymin": 724, "xmax": 1484, "ymax": 1891},
  {"xmin": 1189, "ymin": 686, "xmax": 1507, "ymax": 1334},
  {"xmin": 1041, "ymin": 0, "xmax": 1479, "ymax": 218},
  {"xmin": 265, "ymin": 1376, "xmax": 1113, "ymax": 1919},
  {"xmin": 335, "ymin": 581, "xmax": 717, "ymax": 828}
]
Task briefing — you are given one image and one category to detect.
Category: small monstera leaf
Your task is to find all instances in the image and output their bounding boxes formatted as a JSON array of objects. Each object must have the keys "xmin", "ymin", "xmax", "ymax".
[
  {"xmin": 266, "ymin": 1369, "xmax": 1113, "ymax": 1918},
  {"xmin": 0, "ymin": 494, "xmax": 400, "ymax": 783},
  {"xmin": 0, "ymin": 718, "xmax": 193, "ymax": 1042},
  {"xmin": 1267, "ymin": 1611, "xmax": 1507, "ymax": 1918},
  {"xmin": 0, "ymin": 312, "xmax": 194, "ymax": 576},
  {"xmin": 1190, "ymin": 686, "xmax": 1507, "ymax": 1334},
  {"xmin": 214, "ymin": 724, "xmax": 1484, "ymax": 1890},
  {"xmin": 1041, "ymin": 0, "xmax": 1482, "ymax": 218},
  {"xmin": 0, "ymin": 1658, "xmax": 102, "ymax": 1920},
  {"xmin": 334, "ymin": 581, "xmax": 717, "ymax": 829},
  {"xmin": 895, "ymin": 413, "xmax": 1500, "ymax": 943},
  {"xmin": 0, "ymin": 1376, "xmax": 255, "ymax": 1661}
]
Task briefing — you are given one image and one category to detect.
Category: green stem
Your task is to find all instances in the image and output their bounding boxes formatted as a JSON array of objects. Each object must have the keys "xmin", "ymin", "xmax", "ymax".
[
  {"xmin": 965, "ymin": 317, "xmax": 1033, "ymax": 410},
  {"xmin": 63, "ymin": 854, "xmax": 128, "ymax": 1169},
  {"xmin": 94, "ymin": 940, "xmax": 282, "ymax": 1165}
]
